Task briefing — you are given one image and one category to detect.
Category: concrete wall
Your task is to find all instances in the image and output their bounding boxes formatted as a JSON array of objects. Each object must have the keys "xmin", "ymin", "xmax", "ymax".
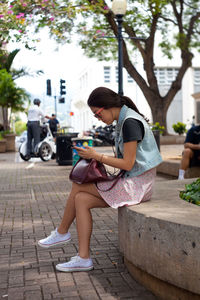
[{"xmin": 118, "ymin": 179, "xmax": 200, "ymax": 299}]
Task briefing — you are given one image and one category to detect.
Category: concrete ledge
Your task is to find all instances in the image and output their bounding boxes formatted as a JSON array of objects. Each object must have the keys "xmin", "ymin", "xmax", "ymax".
[
  {"xmin": 157, "ymin": 160, "xmax": 200, "ymax": 178},
  {"xmin": 118, "ymin": 179, "xmax": 200, "ymax": 299},
  {"xmin": 124, "ymin": 258, "xmax": 200, "ymax": 300},
  {"xmin": 160, "ymin": 135, "xmax": 185, "ymax": 145}
]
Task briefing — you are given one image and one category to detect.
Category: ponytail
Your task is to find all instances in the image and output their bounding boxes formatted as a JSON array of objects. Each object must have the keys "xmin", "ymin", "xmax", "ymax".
[{"xmin": 121, "ymin": 95, "xmax": 149, "ymax": 123}]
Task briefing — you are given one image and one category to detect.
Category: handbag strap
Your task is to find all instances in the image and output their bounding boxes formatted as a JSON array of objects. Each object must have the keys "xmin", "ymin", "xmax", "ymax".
[{"xmin": 96, "ymin": 170, "xmax": 125, "ymax": 192}]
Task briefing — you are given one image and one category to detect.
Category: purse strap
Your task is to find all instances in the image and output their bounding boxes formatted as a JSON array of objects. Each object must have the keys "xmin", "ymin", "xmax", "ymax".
[{"xmin": 96, "ymin": 169, "xmax": 125, "ymax": 192}]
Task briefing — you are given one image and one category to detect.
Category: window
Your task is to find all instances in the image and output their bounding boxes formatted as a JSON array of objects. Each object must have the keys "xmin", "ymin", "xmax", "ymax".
[
  {"xmin": 115, "ymin": 66, "xmax": 118, "ymax": 83},
  {"xmin": 154, "ymin": 68, "xmax": 179, "ymax": 85},
  {"xmin": 79, "ymin": 72, "xmax": 88, "ymax": 89},
  {"xmin": 104, "ymin": 66, "xmax": 111, "ymax": 83},
  {"xmin": 196, "ymin": 101, "xmax": 200, "ymax": 124},
  {"xmin": 194, "ymin": 68, "xmax": 200, "ymax": 85},
  {"xmin": 127, "ymin": 73, "xmax": 134, "ymax": 83}
]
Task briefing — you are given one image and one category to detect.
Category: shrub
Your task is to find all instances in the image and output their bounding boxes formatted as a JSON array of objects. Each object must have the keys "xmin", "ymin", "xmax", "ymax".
[
  {"xmin": 172, "ymin": 122, "xmax": 187, "ymax": 135},
  {"xmin": 180, "ymin": 178, "xmax": 200, "ymax": 206},
  {"xmin": 15, "ymin": 120, "xmax": 27, "ymax": 135},
  {"xmin": 151, "ymin": 122, "xmax": 165, "ymax": 135},
  {"xmin": 1, "ymin": 130, "xmax": 13, "ymax": 136}
]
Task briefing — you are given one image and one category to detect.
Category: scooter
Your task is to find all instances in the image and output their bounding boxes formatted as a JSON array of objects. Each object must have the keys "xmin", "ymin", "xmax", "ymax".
[{"xmin": 19, "ymin": 123, "xmax": 56, "ymax": 161}]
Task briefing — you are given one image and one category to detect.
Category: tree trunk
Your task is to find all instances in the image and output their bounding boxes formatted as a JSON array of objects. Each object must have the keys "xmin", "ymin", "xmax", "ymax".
[
  {"xmin": 104, "ymin": 7, "xmax": 194, "ymax": 136},
  {"xmin": 150, "ymin": 100, "xmax": 168, "ymax": 135},
  {"xmin": 2, "ymin": 107, "xmax": 10, "ymax": 131}
]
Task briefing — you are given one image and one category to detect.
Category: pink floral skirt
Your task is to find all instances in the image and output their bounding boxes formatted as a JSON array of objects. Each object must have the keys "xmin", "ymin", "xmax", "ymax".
[{"xmin": 96, "ymin": 168, "xmax": 156, "ymax": 209}]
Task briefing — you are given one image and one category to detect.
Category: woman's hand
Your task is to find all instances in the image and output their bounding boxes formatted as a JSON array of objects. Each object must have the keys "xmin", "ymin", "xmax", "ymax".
[
  {"xmin": 73, "ymin": 146, "xmax": 97, "ymax": 160},
  {"xmin": 73, "ymin": 141, "xmax": 137, "ymax": 171}
]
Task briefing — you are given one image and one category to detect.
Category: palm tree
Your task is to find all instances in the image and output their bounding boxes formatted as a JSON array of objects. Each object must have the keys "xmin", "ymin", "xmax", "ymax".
[
  {"xmin": 0, "ymin": 48, "xmax": 43, "ymax": 79},
  {"xmin": 0, "ymin": 69, "xmax": 30, "ymax": 130},
  {"xmin": 0, "ymin": 48, "xmax": 42, "ymax": 130}
]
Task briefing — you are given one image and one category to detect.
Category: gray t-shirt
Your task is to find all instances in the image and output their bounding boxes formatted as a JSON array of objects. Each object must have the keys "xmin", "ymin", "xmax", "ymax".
[{"xmin": 122, "ymin": 118, "xmax": 144, "ymax": 143}]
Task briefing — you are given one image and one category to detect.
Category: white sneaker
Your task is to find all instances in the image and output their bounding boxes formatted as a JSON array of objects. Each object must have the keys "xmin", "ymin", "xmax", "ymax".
[
  {"xmin": 56, "ymin": 255, "xmax": 93, "ymax": 272},
  {"xmin": 38, "ymin": 229, "xmax": 71, "ymax": 248}
]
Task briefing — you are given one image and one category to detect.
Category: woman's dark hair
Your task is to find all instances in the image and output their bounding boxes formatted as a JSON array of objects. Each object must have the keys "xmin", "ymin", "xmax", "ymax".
[{"xmin": 87, "ymin": 87, "xmax": 149, "ymax": 122}]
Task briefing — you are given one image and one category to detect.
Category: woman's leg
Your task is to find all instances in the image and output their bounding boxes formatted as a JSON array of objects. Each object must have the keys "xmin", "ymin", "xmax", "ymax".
[
  {"xmin": 38, "ymin": 182, "xmax": 108, "ymax": 249},
  {"xmin": 74, "ymin": 192, "xmax": 108, "ymax": 259},
  {"xmin": 55, "ymin": 192, "xmax": 108, "ymax": 272},
  {"xmin": 57, "ymin": 182, "xmax": 107, "ymax": 234}
]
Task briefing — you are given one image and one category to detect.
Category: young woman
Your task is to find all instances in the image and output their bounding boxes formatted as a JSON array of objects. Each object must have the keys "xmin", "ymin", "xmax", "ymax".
[{"xmin": 38, "ymin": 87, "xmax": 162, "ymax": 272}]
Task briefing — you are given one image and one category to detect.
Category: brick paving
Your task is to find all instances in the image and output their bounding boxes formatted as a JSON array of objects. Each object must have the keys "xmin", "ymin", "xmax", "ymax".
[{"xmin": 0, "ymin": 151, "xmax": 168, "ymax": 300}]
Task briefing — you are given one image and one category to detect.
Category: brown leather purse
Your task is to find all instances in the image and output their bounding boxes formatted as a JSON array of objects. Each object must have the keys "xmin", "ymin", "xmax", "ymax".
[{"xmin": 69, "ymin": 158, "xmax": 125, "ymax": 191}]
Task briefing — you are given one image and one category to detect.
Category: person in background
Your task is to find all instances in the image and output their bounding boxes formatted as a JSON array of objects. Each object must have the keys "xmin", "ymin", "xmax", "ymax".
[
  {"xmin": 27, "ymin": 98, "xmax": 51, "ymax": 157},
  {"xmin": 48, "ymin": 114, "xmax": 60, "ymax": 137},
  {"xmin": 38, "ymin": 87, "xmax": 162, "ymax": 273},
  {"xmin": 178, "ymin": 124, "xmax": 200, "ymax": 180}
]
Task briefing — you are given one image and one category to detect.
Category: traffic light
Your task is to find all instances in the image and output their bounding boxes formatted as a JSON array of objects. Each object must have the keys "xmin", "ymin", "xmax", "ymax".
[
  {"xmin": 46, "ymin": 79, "xmax": 51, "ymax": 96},
  {"xmin": 59, "ymin": 97, "xmax": 65, "ymax": 103},
  {"xmin": 60, "ymin": 79, "xmax": 66, "ymax": 95}
]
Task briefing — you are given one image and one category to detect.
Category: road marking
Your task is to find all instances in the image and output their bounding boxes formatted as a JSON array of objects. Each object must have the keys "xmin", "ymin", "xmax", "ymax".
[
  {"xmin": 26, "ymin": 162, "xmax": 35, "ymax": 169},
  {"xmin": 31, "ymin": 188, "xmax": 36, "ymax": 201}
]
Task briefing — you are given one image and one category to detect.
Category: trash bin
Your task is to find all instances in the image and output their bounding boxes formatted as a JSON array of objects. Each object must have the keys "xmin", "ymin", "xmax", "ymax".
[
  {"xmin": 152, "ymin": 130, "xmax": 160, "ymax": 151},
  {"xmin": 56, "ymin": 132, "xmax": 78, "ymax": 165},
  {"xmin": 71, "ymin": 137, "xmax": 93, "ymax": 165}
]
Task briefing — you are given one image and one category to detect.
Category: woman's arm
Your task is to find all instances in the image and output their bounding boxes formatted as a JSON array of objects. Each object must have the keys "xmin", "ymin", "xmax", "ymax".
[{"xmin": 73, "ymin": 141, "xmax": 137, "ymax": 171}]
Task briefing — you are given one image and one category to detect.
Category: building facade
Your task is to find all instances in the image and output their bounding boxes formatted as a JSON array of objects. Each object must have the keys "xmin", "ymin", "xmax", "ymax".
[{"xmin": 70, "ymin": 54, "xmax": 200, "ymax": 134}]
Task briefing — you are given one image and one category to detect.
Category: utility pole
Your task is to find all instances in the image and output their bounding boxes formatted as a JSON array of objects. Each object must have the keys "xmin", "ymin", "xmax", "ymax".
[{"xmin": 54, "ymin": 95, "xmax": 57, "ymax": 116}]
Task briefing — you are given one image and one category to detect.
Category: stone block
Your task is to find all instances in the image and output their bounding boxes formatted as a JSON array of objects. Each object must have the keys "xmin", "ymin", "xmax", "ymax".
[
  {"xmin": 118, "ymin": 179, "xmax": 200, "ymax": 299},
  {"xmin": 157, "ymin": 160, "xmax": 200, "ymax": 178}
]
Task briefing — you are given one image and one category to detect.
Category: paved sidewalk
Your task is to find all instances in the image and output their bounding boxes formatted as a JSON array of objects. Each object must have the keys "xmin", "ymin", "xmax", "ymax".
[
  {"xmin": 0, "ymin": 145, "xmax": 182, "ymax": 300},
  {"xmin": 159, "ymin": 144, "xmax": 183, "ymax": 161},
  {"xmin": 0, "ymin": 148, "xmax": 176, "ymax": 300}
]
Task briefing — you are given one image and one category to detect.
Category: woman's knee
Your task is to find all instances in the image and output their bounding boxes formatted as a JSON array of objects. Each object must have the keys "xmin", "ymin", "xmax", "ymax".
[
  {"xmin": 74, "ymin": 192, "xmax": 89, "ymax": 210},
  {"xmin": 74, "ymin": 192, "xmax": 107, "ymax": 210}
]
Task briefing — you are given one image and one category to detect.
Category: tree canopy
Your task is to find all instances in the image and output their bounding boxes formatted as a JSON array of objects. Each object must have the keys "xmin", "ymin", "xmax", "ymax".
[
  {"xmin": 0, "ymin": 0, "xmax": 75, "ymax": 48},
  {"xmin": 73, "ymin": 0, "xmax": 200, "ymax": 133},
  {"xmin": 0, "ymin": 0, "xmax": 200, "ymax": 133}
]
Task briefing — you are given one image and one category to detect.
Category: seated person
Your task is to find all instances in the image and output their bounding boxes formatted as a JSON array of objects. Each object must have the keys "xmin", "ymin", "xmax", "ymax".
[{"xmin": 178, "ymin": 124, "xmax": 200, "ymax": 180}]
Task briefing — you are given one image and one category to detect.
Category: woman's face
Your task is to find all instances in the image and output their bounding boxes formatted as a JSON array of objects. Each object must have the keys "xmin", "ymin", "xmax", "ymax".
[{"xmin": 90, "ymin": 106, "xmax": 114, "ymax": 125}]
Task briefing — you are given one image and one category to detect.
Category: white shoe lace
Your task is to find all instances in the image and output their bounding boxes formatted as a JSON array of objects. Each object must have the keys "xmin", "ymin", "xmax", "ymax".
[
  {"xmin": 46, "ymin": 230, "xmax": 57, "ymax": 241},
  {"xmin": 70, "ymin": 255, "xmax": 80, "ymax": 262}
]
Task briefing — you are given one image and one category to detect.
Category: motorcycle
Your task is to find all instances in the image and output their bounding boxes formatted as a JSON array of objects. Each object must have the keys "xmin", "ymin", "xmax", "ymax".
[
  {"xmin": 86, "ymin": 124, "xmax": 115, "ymax": 146},
  {"xmin": 19, "ymin": 123, "xmax": 56, "ymax": 161}
]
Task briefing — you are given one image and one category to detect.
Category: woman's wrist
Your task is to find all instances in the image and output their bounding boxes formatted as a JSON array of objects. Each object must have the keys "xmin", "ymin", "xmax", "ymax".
[
  {"xmin": 99, "ymin": 154, "xmax": 104, "ymax": 163},
  {"xmin": 94, "ymin": 153, "xmax": 104, "ymax": 162}
]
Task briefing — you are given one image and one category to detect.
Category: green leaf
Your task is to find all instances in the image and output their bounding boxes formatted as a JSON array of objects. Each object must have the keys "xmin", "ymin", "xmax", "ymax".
[{"xmin": 179, "ymin": 178, "xmax": 200, "ymax": 206}]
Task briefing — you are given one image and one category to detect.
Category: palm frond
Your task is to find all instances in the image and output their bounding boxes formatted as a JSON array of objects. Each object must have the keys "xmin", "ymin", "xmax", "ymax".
[{"xmin": 5, "ymin": 49, "xmax": 20, "ymax": 72}]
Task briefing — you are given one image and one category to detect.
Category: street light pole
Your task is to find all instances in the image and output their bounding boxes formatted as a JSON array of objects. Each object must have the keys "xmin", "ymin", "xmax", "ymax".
[
  {"xmin": 116, "ymin": 14, "xmax": 124, "ymax": 96},
  {"xmin": 54, "ymin": 95, "xmax": 57, "ymax": 116},
  {"xmin": 112, "ymin": 0, "xmax": 127, "ymax": 96}
]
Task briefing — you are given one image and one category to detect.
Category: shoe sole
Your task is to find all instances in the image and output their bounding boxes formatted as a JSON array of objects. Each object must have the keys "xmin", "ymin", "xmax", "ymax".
[
  {"xmin": 56, "ymin": 265, "xmax": 93, "ymax": 272},
  {"xmin": 38, "ymin": 237, "xmax": 71, "ymax": 248}
]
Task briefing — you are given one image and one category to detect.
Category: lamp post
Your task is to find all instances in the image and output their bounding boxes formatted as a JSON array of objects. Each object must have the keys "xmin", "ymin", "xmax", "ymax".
[{"xmin": 112, "ymin": 0, "xmax": 127, "ymax": 96}]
